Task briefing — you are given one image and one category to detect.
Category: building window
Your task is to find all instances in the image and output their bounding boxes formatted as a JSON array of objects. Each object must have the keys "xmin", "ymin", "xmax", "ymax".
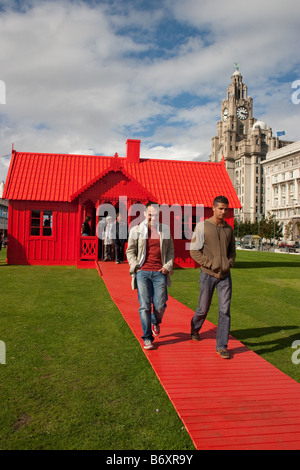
[
  {"xmin": 0, "ymin": 205, "xmax": 8, "ymax": 219},
  {"xmin": 30, "ymin": 210, "xmax": 53, "ymax": 237}
]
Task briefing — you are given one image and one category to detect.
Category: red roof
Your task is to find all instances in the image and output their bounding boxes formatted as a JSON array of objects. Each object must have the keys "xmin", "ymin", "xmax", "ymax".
[{"xmin": 3, "ymin": 150, "xmax": 241, "ymax": 208}]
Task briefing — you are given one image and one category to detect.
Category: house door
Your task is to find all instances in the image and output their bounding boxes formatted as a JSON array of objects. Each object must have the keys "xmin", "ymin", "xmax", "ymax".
[{"xmin": 79, "ymin": 203, "xmax": 97, "ymax": 264}]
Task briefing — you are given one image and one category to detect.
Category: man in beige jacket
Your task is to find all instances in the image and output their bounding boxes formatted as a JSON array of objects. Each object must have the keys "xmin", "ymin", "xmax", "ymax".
[
  {"xmin": 190, "ymin": 196, "xmax": 236, "ymax": 359},
  {"xmin": 126, "ymin": 203, "xmax": 174, "ymax": 350}
]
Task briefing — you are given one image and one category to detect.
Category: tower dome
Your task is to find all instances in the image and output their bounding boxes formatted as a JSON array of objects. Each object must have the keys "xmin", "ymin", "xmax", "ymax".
[{"xmin": 252, "ymin": 120, "xmax": 267, "ymax": 130}]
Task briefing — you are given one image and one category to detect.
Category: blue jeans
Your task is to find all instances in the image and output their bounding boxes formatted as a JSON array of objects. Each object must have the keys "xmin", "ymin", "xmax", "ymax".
[
  {"xmin": 191, "ymin": 271, "xmax": 232, "ymax": 350},
  {"xmin": 136, "ymin": 270, "xmax": 168, "ymax": 341}
]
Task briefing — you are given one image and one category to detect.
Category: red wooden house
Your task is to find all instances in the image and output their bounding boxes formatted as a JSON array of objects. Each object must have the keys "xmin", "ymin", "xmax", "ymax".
[{"xmin": 3, "ymin": 139, "xmax": 241, "ymax": 268}]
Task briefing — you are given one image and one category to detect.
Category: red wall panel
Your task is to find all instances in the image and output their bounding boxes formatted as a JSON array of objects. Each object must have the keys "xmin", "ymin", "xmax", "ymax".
[{"xmin": 7, "ymin": 201, "xmax": 78, "ymax": 265}]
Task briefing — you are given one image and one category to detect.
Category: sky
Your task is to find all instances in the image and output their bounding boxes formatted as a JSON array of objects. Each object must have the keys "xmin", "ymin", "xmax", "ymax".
[{"xmin": 1, "ymin": 0, "xmax": 300, "ymax": 182}]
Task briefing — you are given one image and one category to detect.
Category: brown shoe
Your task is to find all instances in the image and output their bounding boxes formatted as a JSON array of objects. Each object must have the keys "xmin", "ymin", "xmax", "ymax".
[
  {"xmin": 216, "ymin": 348, "xmax": 230, "ymax": 359},
  {"xmin": 191, "ymin": 331, "xmax": 200, "ymax": 341}
]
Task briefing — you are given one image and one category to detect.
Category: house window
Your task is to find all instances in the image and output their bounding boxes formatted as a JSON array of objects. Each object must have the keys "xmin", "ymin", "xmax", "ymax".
[{"xmin": 30, "ymin": 210, "xmax": 53, "ymax": 236}]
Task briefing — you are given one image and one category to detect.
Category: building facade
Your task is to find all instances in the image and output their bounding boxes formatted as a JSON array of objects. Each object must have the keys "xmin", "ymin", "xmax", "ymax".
[
  {"xmin": 262, "ymin": 140, "xmax": 300, "ymax": 241},
  {"xmin": 210, "ymin": 66, "xmax": 292, "ymax": 222},
  {"xmin": 0, "ymin": 181, "xmax": 8, "ymax": 237}
]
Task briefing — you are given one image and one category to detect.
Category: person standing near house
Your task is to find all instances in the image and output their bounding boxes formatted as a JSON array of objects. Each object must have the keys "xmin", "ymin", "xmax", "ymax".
[
  {"xmin": 103, "ymin": 216, "xmax": 113, "ymax": 261},
  {"xmin": 81, "ymin": 215, "xmax": 91, "ymax": 236},
  {"xmin": 126, "ymin": 203, "xmax": 174, "ymax": 350},
  {"xmin": 190, "ymin": 196, "xmax": 236, "ymax": 359},
  {"xmin": 113, "ymin": 213, "xmax": 127, "ymax": 264}
]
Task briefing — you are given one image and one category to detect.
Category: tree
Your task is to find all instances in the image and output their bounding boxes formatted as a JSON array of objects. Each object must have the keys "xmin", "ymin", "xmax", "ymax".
[
  {"xmin": 234, "ymin": 218, "xmax": 258, "ymax": 239},
  {"xmin": 260, "ymin": 213, "xmax": 283, "ymax": 243},
  {"xmin": 284, "ymin": 221, "xmax": 293, "ymax": 241},
  {"xmin": 234, "ymin": 214, "xmax": 283, "ymax": 243}
]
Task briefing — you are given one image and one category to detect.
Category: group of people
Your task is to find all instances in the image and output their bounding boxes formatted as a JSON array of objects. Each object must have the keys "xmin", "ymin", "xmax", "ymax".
[
  {"xmin": 102, "ymin": 214, "xmax": 127, "ymax": 263},
  {"xmin": 81, "ymin": 213, "xmax": 127, "ymax": 264},
  {"xmin": 126, "ymin": 196, "xmax": 236, "ymax": 359}
]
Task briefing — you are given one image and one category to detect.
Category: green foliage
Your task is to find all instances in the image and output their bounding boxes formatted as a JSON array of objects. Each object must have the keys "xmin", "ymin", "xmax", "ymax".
[{"xmin": 235, "ymin": 213, "xmax": 283, "ymax": 241}]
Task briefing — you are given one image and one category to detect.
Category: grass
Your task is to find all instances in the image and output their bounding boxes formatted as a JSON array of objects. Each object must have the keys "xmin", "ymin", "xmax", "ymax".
[
  {"xmin": 0, "ymin": 247, "xmax": 300, "ymax": 450},
  {"xmin": 169, "ymin": 249, "xmax": 300, "ymax": 383},
  {"xmin": 0, "ymin": 248, "xmax": 194, "ymax": 450}
]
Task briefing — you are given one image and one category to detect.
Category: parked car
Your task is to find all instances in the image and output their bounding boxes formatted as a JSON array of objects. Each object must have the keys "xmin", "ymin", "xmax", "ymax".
[{"xmin": 279, "ymin": 241, "xmax": 299, "ymax": 253}]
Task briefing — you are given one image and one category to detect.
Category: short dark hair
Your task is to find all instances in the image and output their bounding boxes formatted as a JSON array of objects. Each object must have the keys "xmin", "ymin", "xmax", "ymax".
[
  {"xmin": 145, "ymin": 201, "xmax": 158, "ymax": 209},
  {"xmin": 213, "ymin": 195, "xmax": 229, "ymax": 206}
]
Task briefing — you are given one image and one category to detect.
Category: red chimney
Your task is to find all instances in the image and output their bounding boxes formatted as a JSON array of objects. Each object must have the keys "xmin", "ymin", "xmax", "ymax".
[{"xmin": 126, "ymin": 139, "xmax": 141, "ymax": 163}]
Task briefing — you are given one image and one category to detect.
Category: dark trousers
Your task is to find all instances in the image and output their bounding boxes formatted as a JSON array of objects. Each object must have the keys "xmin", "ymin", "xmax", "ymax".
[
  {"xmin": 191, "ymin": 271, "xmax": 232, "ymax": 350},
  {"xmin": 114, "ymin": 241, "xmax": 125, "ymax": 262}
]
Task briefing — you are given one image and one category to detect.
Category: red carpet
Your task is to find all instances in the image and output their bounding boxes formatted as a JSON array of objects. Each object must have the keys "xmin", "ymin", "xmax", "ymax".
[{"xmin": 98, "ymin": 261, "xmax": 300, "ymax": 450}]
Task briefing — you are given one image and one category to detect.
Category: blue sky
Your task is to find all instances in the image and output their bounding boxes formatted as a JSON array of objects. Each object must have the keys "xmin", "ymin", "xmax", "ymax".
[{"xmin": 1, "ymin": 0, "xmax": 300, "ymax": 181}]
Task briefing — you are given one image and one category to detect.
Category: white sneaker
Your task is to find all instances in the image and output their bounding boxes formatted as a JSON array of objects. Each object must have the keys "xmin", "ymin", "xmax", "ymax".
[
  {"xmin": 143, "ymin": 339, "xmax": 153, "ymax": 350},
  {"xmin": 152, "ymin": 324, "xmax": 160, "ymax": 337}
]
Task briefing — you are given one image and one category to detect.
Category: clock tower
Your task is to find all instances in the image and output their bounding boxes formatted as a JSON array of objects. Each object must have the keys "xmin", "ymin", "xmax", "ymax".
[
  {"xmin": 210, "ymin": 65, "xmax": 289, "ymax": 222},
  {"xmin": 211, "ymin": 64, "xmax": 254, "ymax": 180}
]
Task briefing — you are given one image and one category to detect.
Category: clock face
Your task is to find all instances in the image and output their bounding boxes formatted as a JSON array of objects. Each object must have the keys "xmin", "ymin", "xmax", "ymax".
[
  {"xmin": 223, "ymin": 108, "xmax": 228, "ymax": 121},
  {"xmin": 237, "ymin": 106, "xmax": 248, "ymax": 120}
]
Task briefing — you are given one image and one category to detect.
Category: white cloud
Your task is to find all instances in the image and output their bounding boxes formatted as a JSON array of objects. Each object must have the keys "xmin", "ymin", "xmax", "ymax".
[{"xmin": 0, "ymin": 0, "xmax": 300, "ymax": 182}]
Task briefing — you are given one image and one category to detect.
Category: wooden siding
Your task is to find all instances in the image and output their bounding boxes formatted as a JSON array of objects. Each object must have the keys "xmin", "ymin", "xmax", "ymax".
[{"xmin": 7, "ymin": 201, "xmax": 78, "ymax": 265}]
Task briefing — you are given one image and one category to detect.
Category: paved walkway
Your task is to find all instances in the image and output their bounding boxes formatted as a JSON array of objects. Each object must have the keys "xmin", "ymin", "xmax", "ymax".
[{"xmin": 97, "ymin": 261, "xmax": 300, "ymax": 450}]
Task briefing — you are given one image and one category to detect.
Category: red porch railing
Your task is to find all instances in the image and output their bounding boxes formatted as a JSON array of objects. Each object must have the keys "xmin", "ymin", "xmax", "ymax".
[{"xmin": 80, "ymin": 236, "xmax": 97, "ymax": 261}]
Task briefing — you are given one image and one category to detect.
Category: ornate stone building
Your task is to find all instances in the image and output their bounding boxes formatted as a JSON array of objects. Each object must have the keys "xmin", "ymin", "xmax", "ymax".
[
  {"xmin": 210, "ymin": 66, "xmax": 292, "ymax": 222},
  {"xmin": 262, "ymin": 141, "xmax": 300, "ymax": 241}
]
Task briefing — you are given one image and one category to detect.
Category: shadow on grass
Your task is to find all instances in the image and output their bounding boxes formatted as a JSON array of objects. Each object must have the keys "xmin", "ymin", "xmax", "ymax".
[
  {"xmin": 231, "ymin": 325, "xmax": 300, "ymax": 355},
  {"xmin": 234, "ymin": 260, "xmax": 300, "ymax": 269}
]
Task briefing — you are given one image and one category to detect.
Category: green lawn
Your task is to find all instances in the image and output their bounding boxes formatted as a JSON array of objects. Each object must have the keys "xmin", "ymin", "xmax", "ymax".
[
  {"xmin": 0, "ymin": 247, "xmax": 299, "ymax": 450},
  {"xmin": 0, "ymin": 248, "xmax": 193, "ymax": 450}
]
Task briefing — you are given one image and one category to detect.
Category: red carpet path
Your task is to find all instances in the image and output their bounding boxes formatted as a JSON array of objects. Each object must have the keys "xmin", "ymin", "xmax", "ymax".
[{"xmin": 97, "ymin": 262, "xmax": 300, "ymax": 450}]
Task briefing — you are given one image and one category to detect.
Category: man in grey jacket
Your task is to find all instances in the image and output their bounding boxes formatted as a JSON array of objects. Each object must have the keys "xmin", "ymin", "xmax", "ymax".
[
  {"xmin": 126, "ymin": 203, "xmax": 174, "ymax": 350},
  {"xmin": 190, "ymin": 196, "xmax": 236, "ymax": 359}
]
